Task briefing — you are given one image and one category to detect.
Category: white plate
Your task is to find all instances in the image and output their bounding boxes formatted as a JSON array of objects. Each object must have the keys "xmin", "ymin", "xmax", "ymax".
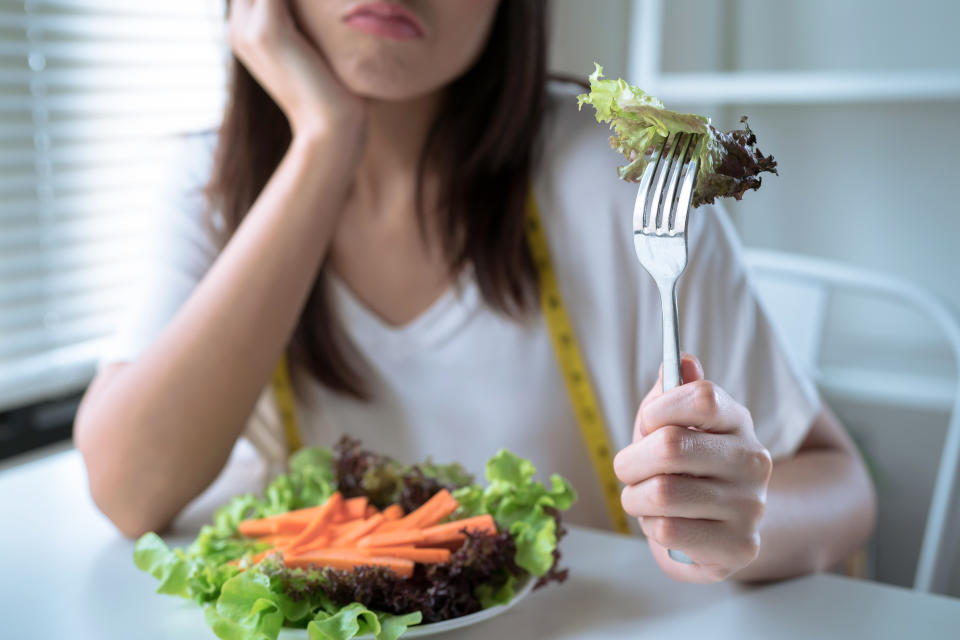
[{"xmin": 277, "ymin": 575, "xmax": 535, "ymax": 639}]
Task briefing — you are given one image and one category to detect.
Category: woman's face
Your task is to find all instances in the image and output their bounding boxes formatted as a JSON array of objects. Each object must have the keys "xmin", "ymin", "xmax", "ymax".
[{"xmin": 292, "ymin": 0, "xmax": 500, "ymax": 100}]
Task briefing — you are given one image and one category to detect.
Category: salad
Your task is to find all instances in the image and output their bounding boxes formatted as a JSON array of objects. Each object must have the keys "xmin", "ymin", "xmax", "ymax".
[
  {"xmin": 578, "ymin": 63, "xmax": 778, "ymax": 205},
  {"xmin": 134, "ymin": 437, "xmax": 575, "ymax": 640}
]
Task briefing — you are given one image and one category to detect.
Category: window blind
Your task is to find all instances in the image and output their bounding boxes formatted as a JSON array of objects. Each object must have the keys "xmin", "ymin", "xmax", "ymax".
[{"xmin": 0, "ymin": 0, "xmax": 227, "ymax": 410}]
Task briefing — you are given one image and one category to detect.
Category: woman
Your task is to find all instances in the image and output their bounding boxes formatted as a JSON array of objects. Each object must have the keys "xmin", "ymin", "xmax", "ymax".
[{"xmin": 75, "ymin": 0, "xmax": 875, "ymax": 584}]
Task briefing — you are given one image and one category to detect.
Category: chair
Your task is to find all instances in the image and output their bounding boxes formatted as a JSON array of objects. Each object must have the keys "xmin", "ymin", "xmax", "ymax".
[{"xmin": 743, "ymin": 248, "xmax": 960, "ymax": 595}]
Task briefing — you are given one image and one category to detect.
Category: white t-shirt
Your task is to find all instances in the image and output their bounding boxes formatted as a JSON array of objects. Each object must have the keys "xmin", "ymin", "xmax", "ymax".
[{"xmin": 102, "ymin": 83, "xmax": 820, "ymax": 531}]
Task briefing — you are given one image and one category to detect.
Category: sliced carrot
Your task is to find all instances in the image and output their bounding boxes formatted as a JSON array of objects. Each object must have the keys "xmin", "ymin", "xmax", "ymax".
[
  {"xmin": 360, "ymin": 546, "xmax": 451, "ymax": 564},
  {"xmin": 420, "ymin": 514, "xmax": 497, "ymax": 546},
  {"xmin": 329, "ymin": 514, "xmax": 385, "ymax": 547},
  {"xmin": 238, "ymin": 505, "xmax": 325, "ymax": 537},
  {"xmin": 332, "ymin": 496, "xmax": 368, "ymax": 522},
  {"xmin": 401, "ymin": 489, "xmax": 460, "ymax": 529},
  {"xmin": 285, "ymin": 492, "xmax": 343, "ymax": 552},
  {"xmin": 258, "ymin": 534, "xmax": 296, "ymax": 547},
  {"xmin": 237, "ymin": 519, "xmax": 275, "ymax": 537},
  {"xmin": 357, "ymin": 528, "xmax": 425, "ymax": 548},
  {"xmin": 382, "ymin": 504, "xmax": 404, "ymax": 521},
  {"xmin": 271, "ymin": 518, "xmax": 310, "ymax": 535},
  {"xmin": 364, "ymin": 504, "xmax": 379, "ymax": 518},
  {"xmin": 283, "ymin": 551, "xmax": 414, "ymax": 578}
]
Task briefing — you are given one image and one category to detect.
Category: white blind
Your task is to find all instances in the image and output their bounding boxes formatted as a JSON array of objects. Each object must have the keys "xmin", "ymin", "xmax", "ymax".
[{"xmin": 0, "ymin": 0, "xmax": 228, "ymax": 410}]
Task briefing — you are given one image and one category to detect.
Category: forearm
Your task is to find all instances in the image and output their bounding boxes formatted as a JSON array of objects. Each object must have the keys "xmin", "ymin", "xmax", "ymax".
[
  {"xmin": 76, "ymin": 133, "xmax": 353, "ymax": 536},
  {"xmin": 732, "ymin": 446, "xmax": 876, "ymax": 582}
]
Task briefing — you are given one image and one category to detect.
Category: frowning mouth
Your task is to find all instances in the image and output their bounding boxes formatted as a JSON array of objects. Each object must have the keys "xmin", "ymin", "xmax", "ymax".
[{"xmin": 343, "ymin": 2, "xmax": 426, "ymax": 40}]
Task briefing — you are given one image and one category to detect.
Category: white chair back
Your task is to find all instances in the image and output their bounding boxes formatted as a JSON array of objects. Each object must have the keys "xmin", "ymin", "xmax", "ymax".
[{"xmin": 744, "ymin": 248, "xmax": 960, "ymax": 594}]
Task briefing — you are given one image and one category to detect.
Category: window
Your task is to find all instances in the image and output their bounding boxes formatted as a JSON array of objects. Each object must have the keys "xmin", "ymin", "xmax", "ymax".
[{"xmin": 0, "ymin": 0, "xmax": 227, "ymax": 410}]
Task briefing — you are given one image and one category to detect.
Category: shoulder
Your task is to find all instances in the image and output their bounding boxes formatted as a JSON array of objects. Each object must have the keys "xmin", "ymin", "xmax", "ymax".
[
  {"xmin": 161, "ymin": 129, "xmax": 219, "ymax": 199},
  {"xmin": 148, "ymin": 129, "xmax": 223, "ymax": 266},
  {"xmin": 539, "ymin": 80, "xmax": 625, "ymax": 197},
  {"xmin": 536, "ymin": 81, "xmax": 635, "ymax": 237}
]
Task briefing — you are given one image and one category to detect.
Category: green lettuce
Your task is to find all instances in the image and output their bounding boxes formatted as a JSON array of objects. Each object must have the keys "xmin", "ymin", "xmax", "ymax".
[
  {"xmin": 453, "ymin": 450, "xmax": 576, "ymax": 576},
  {"xmin": 134, "ymin": 445, "xmax": 572, "ymax": 640},
  {"xmin": 578, "ymin": 63, "xmax": 778, "ymax": 206}
]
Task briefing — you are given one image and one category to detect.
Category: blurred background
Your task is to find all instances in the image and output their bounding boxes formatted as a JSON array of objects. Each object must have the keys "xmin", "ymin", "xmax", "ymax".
[{"xmin": 1, "ymin": 0, "xmax": 958, "ymax": 595}]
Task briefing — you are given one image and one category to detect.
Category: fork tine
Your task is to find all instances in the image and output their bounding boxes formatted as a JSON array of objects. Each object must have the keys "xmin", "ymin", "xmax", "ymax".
[
  {"xmin": 670, "ymin": 139, "xmax": 699, "ymax": 234},
  {"xmin": 645, "ymin": 133, "xmax": 681, "ymax": 233},
  {"xmin": 632, "ymin": 142, "xmax": 662, "ymax": 232},
  {"xmin": 657, "ymin": 133, "xmax": 692, "ymax": 235}
]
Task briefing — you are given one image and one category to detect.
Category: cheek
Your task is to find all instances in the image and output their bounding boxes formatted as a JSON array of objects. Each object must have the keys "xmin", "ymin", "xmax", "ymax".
[{"xmin": 427, "ymin": 0, "xmax": 500, "ymax": 74}]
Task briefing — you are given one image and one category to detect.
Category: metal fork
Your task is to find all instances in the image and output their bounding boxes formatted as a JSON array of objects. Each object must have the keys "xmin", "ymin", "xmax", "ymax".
[{"xmin": 632, "ymin": 132, "xmax": 699, "ymax": 565}]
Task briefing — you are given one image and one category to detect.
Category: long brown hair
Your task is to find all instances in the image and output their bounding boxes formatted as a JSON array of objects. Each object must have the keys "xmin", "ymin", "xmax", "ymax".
[{"xmin": 207, "ymin": 1, "xmax": 548, "ymax": 398}]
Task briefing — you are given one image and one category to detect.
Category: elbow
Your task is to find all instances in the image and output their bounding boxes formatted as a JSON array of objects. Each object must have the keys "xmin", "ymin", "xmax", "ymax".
[
  {"xmin": 811, "ymin": 448, "xmax": 879, "ymax": 574},
  {"xmin": 74, "ymin": 408, "xmax": 174, "ymax": 540}
]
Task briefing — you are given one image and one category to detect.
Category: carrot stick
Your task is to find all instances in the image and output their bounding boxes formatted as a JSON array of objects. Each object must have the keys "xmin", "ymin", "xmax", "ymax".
[
  {"xmin": 364, "ymin": 504, "xmax": 379, "ymax": 518},
  {"xmin": 357, "ymin": 528, "xmax": 425, "ymax": 548},
  {"xmin": 382, "ymin": 504, "xmax": 404, "ymax": 521},
  {"xmin": 420, "ymin": 514, "xmax": 497, "ymax": 545},
  {"xmin": 237, "ymin": 519, "xmax": 275, "ymax": 537},
  {"xmin": 329, "ymin": 514, "xmax": 385, "ymax": 547},
  {"xmin": 238, "ymin": 505, "xmax": 326, "ymax": 537},
  {"xmin": 360, "ymin": 546, "xmax": 451, "ymax": 564},
  {"xmin": 283, "ymin": 551, "xmax": 414, "ymax": 578},
  {"xmin": 285, "ymin": 492, "xmax": 343, "ymax": 552},
  {"xmin": 332, "ymin": 497, "xmax": 369, "ymax": 522},
  {"xmin": 258, "ymin": 534, "xmax": 296, "ymax": 547},
  {"xmin": 401, "ymin": 489, "xmax": 460, "ymax": 529}
]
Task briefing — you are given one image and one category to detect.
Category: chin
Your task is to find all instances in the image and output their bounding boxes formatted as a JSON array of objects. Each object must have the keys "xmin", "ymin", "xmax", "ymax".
[{"xmin": 330, "ymin": 52, "xmax": 446, "ymax": 102}]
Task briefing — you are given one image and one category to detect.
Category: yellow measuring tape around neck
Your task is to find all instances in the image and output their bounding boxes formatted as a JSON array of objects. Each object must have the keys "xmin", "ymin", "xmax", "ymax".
[
  {"xmin": 272, "ymin": 355, "xmax": 302, "ymax": 453},
  {"xmin": 523, "ymin": 192, "xmax": 630, "ymax": 534},
  {"xmin": 272, "ymin": 191, "xmax": 630, "ymax": 534}
]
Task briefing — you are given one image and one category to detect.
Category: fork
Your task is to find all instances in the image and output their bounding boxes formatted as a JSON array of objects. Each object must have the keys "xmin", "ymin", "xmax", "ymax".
[{"xmin": 632, "ymin": 132, "xmax": 699, "ymax": 565}]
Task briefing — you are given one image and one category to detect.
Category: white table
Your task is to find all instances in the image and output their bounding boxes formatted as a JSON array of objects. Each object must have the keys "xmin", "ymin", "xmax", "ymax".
[{"xmin": 3, "ymin": 451, "xmax": 959, "ymax": 639}]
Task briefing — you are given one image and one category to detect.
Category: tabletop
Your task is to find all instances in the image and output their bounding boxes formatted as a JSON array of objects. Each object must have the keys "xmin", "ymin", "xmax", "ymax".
[{"xmin": 3, "ymin": 450, "xmax": 959, "ymax": 639}]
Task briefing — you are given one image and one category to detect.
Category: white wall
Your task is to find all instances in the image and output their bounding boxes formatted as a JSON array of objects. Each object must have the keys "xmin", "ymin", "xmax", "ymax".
[
  {"xmin": 549, "ymin": 0, "xmax": 631, "ymax": 79},
  {"xmin": 550, "ymin": 0, "xmax": 960, "ymax": 594}
]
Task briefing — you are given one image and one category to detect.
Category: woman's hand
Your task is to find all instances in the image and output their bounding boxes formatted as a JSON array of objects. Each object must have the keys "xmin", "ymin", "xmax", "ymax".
[
  {"xmin": 228, "ymin": 0, "xmax": 366, "ymax": 141},
  {"xmin": 613, "ymin": 354, "xmax": 773, "ymax": 583}
]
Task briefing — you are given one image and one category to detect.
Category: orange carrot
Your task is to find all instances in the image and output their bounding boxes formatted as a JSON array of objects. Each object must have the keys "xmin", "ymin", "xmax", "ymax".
[
  {"xmin": 329, "ymin": 514, "xmax": 385, "ymax": 548},
  {"xmin": 285, "ymin": 492, "xmax": 343, "ymax": 552},
  {"xmin": 258, "ymin": 534, "xmax": 296, "ymax": 547},
  {"xmin": 237, "ymin": 519, "xmax": 275, "ymax": 537},
  {"xmin": 401, "ymin": 489, "xmax": 459, "ymax": 529},
  {"xmin": 332, "ymin": 497, "xmax": 369, "ymax": 522},
  {"xmin": 357, "ymin": 528, "xmax": 425, "ymax": 548},
  {"xmin": 360, "ymin": 546, "xmax": 451, "ymax": 564},
  {"xmin": 238, "ymin": 505, "xmax": 326, "ymax": 537},
  {"xmin": 364, "ymin": 504, "xmax": 379, "ymax": 518},
  {"xmin": 382, "ymin": 504, "xmax": 404, "ymax": 521},
  {"xmin": 283, "ymin": 551, "xmax": 414, "ymax": 578},
  {"xmin": 420, "ymin": 514, "xmax": 497, "ymax": 546}
]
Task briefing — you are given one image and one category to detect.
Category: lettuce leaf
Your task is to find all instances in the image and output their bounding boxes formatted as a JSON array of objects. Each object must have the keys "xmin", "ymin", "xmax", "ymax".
[
  {"xmin": 453, "ymin": 450, "xmax": 576, "ymax": 577},
  {"xmin": 134, "ymin": 445, "xmax": 572, "ymax": 640},
  {"xmin": 133, "ymin": 532, "xmax": 195, "ymax": 598},
  {"xmin": 578, "ymin": 63, "xmax": 778, "ymax": 206}
]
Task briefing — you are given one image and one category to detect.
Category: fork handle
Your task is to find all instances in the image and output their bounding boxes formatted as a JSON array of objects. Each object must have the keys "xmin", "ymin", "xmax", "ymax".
[
  {"xmin": 658, "ymin": 280, "xmax": 683, "ymax": 392},
  {"xmin": 657, "ymin": 279, "xmax": 696, "ymax": 566}
]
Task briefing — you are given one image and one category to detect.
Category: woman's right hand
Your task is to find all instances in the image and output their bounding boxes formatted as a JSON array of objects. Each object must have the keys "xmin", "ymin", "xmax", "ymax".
[{"xmin": 228, "ymin": 0, "xmax": 366, "ymax": 142}]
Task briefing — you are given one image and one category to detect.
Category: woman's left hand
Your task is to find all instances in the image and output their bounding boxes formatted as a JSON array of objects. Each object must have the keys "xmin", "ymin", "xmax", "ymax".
[{"xmin": 613, "ymin": 354, "xmax": 773, "ymax": 583}]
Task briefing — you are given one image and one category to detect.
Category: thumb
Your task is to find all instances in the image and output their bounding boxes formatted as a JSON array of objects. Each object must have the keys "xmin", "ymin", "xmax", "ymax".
[{"xmin": 633, "ymin": 353, "xmax": 706, "ymax": 441}]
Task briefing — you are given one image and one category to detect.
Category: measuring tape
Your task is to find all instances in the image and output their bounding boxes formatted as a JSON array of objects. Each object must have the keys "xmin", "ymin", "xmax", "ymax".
[
  {"xmin": 523, "ymin": 192, "xmax": 630, "ymax": 534},
  {"xmin": 273, "ymin": 191, "xmax": 630, "ymax": 535},
  {"xmin": 272, "ymin": 355, "xmax": 302, "ymax": 454}
]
